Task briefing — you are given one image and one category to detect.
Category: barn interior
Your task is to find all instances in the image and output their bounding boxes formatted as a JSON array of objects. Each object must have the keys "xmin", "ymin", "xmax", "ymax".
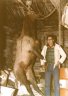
[{"xmin": 0, "ymin": 0, "xmax": 68, "ymax": 96}]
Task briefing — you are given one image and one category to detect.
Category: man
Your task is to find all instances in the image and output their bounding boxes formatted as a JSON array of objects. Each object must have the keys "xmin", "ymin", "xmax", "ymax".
[{"xmin": 41, "ymin": 35, "xmax": 66, "ymax": 96}]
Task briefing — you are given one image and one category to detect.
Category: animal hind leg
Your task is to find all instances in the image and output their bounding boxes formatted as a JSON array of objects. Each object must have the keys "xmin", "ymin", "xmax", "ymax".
[
  {"xmin": 14, "ymin": 67, "xmax": 35, "ymax": 96},
  {"xmin": 21, "ymin": 73, "xmax": 35, "ymax": 96},
  {"xmin": 26, "ymin": 67, "xmax": 44, "ymax": 96}
]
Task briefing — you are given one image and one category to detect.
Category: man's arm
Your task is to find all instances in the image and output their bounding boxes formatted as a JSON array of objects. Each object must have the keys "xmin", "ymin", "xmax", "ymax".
[
  {"xmin": 58, "ymin": 46, "xmax": 66, "ymax": 64},
  {"xmin": 40, "ymin": 46, "xmax": 47, "ymax": 65},
  {"xmin": 53, "ymin": 45, "xmax": 66, "ymax": 69}
]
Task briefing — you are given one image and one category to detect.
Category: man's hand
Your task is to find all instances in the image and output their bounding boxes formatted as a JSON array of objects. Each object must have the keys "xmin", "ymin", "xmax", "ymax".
[
  {"xmin": 41, "ymin": 64, "xmax": 48, "ymax": 71},
  {"xmin": 53, "ymin": 61, "xmax": 61, "ymax": 69}
]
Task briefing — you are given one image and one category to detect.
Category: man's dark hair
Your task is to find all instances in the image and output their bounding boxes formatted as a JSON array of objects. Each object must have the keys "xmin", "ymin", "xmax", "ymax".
[{"xmin": 47, "ymin": 34, "xmax": 57, "ymax": 43}]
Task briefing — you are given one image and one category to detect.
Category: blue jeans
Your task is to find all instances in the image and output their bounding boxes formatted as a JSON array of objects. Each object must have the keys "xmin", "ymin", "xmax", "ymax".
[{"xmin": 45, "ymin": 64, "xmax": 60, "ymax": 96}]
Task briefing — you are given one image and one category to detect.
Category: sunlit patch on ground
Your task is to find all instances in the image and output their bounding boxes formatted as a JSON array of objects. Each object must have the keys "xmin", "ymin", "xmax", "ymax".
[{"xmin": 0, "ymin": 70, "xmax": 45, "ymax": 96}]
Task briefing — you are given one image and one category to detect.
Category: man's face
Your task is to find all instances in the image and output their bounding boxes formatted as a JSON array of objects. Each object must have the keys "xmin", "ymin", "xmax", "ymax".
[{"xmin": 47, "ymin": 37, "xmax": 54, "ymax": 47}]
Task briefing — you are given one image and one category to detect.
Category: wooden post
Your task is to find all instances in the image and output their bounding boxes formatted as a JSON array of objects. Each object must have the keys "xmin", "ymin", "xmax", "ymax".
[{"xmin": 58, "ymin": 0, "xmax": 64, "ymax": 46}]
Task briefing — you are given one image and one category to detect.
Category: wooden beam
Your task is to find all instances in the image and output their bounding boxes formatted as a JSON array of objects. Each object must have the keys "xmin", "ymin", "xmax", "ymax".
[{"xmin": 58, "ymin": 0, "xmax": 64, "ymax": 46}]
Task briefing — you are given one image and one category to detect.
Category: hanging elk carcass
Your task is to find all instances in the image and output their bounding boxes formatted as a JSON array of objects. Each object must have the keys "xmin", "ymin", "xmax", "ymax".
[{"xmin": 14, "ymin": 1, "xmax": 43, "ymax": 96}]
